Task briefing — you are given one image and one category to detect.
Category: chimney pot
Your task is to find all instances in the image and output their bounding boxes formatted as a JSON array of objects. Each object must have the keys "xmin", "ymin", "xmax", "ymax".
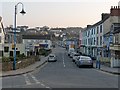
[
  {"xmin": 101, "ymin": 13, "xmax": 110, "ymax": 20},
  {"xmin": 110, "ymin": 6, "xmax": 120, "ymax": 16}
]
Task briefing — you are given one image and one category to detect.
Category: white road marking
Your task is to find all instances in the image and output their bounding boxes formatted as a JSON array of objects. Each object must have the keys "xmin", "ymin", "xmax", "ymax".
[
  {"xmin": 23, "ymin": 74, "xmax": 31, "ymax": 85},
  {"xmin": 28, "ymin": 73, "xmax": 51, "ymax": 88},
  {"xmin": 63, "ymin": 52, "xmax": 66, "ymax": 67},
  {"xmin": 32, "ymin": 62, "xmax": 48, "ymax": 74},
  {"xmin": 41, "ymin": 83, "xmax": 45, "ymax": 86},
  {"xmin": 29, "ymin": 73, "xmax": 40, "ymax": 84},
  {"xmin": 46, "ymin": 86, "xmax": 50, "ymax": 88}
]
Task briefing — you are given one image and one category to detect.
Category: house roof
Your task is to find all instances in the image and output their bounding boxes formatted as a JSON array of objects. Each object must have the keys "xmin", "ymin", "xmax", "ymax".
[
  {"xmin": 22, "ymin": 34, "xmax": 51, "ymax": 40},
  {"xmin": 86, "ymin": 15, "xmax": 110, "ymax": 30},
  {"xmin": 104, "ymin": 27, "xmax": 120, "ymax": 37},
  {"xmin": 113, "ymin": 27, "xmax": 120, "ymax": 34}
]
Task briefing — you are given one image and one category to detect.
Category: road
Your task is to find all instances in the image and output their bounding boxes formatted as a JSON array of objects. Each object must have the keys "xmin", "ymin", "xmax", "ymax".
[{"xmin": 2, "ymin": 45, "xmax": 118, "ymax": 89}]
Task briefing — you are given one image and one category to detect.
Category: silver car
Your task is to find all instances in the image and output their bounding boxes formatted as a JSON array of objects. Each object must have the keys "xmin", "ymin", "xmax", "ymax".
[
  {"xmin": 76, "ymin": 56, "xmax": 93, "ymax": 68},
  {"xmin": 48, "ymin": 54, "xmax": 57, "ymax": 62},
  {"xmin": 70, "ymin": 51, "xmax": 76, "ymax": 58},
  {"xmin": 72, "ymin": 53, "xmax": 80, "ymax": 62}
]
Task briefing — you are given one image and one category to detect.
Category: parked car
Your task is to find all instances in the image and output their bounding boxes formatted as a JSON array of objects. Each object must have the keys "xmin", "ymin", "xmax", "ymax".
[
  {"xmin": 81, "ymin": 54, "xmax": 96, "ymax": 60},
  {"xmin": 70, "ymin": 51, "xmax": 76, "ymax": 58},
  {"xmin": 68, "ymin": 48, "xmax": 75, "ymax": 56},
  {"xmin": 76, "ymin": 56, "xmax": 93, "ymax": 68},
  {"xmin": 72, "ymin": 53, "xmax": 80, "ymax": 62},
  {"xmin": 52, "ymin": 45, "xmax": 55, "ymax": 48},
  {"xmin": 88, "ymin": 55, "xmax": 96, "ymax": 60},
  {"xmin": 48, "ymin": 54, "xmax": 57, "ymax": 62}
]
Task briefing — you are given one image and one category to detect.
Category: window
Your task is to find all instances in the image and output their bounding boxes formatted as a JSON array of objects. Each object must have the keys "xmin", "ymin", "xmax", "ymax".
[
  {"xmin": 97, "ymin": 26, "xmax": 99, "ymax": 34},
  {"xmin": 91, "ymin": 29, "xmax": 93, "ymax": 35},
  {"xmin": 86, "ymin": 39, "xmax": 87, "ymax": 45},
  {"xmin": 4, "ymin": 47, "xmax": 9, "ymax": 52},
  {"xmin": 115, "ymin": 34, "xmax": 119, "ymax": 44},
  {"xmin": 10, "ymin": 51, "xmax": 13, "ymax": 56},
  {"xmin": 100, "ymin": 36, "xmax": 102, "ymax": 45},
  {"xmin": 97, "ymin": 37, "xmax": 99, "ymax": 45},
  {"xmin": 88, "ymin": 31, "xmax": 90, "ymax": 37},
  {"xmin": 28, "ymin": 40, "xmax": 31, "ymax": 42},
  {"xmin": 0, "ymin": 51, "xmax": 3, "ymax": 57},
  {"xmin": 16, "ymin": 51, "xmax": 20, "ymax": 56},
  {"xmin": 94, "ymin": 29, "xmax": 95, "ymax": 34},
  {"xmin": 91, "ymin": 38, "xmax": 93, "ymax": 45},
  {"xmin": 100, "ymin": 25, "xmax": 102, "ymax": 33},
  {"xmin": 94, "ymin": 37, "xmax": 95, "ymax": 45}
]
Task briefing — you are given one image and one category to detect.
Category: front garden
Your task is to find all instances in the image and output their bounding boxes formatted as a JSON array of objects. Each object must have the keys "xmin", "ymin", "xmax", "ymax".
[{"xmin": 2, "ymin": 49, "xmax": 52, "ymax": 71}]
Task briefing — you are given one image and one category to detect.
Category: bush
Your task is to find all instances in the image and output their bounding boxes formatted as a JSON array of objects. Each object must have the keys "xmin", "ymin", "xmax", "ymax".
[
  {"xmin": 2, "ymin": 56, "xmax": 20, "ymax": 62},
  {"xmin": 17, "ymin": 53, "xmax": 26, "ymax": 59},
  {"xmin": 2, "ymin": 57, "xmax": 10, "ymax": 62},
  {"xmin": 39, "ymin": 49, "xmax": 52, "ymax": 56},
  {"xmin": 9, "ymin": 56, "xmax": 19, "ymax": 61}
]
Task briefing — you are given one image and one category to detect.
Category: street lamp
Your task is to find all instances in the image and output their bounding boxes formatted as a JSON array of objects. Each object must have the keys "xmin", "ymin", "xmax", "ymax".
[{"xmin": 13, "ymin": 2, "xmax": 26, "ymax": 70}]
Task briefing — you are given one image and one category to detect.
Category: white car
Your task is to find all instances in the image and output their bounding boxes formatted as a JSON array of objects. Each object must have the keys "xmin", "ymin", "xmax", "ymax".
[
  {"xmin": 70, "ymin": 51, "xmax": 77, "ymax": 58},
  {"xmin": 76, "ymin": 56, "xmax": 93, "ymax": 68},
  {"xmin": 72, "ymin": 53, "xmax": 80, "ymax": 62},
  {"xmin": 48, "ymin": 54, "xmax": 57, "ymax": 62},
  {"xmin": 68, "ymin": 48, "xmax": 75, "ymax": 56}
]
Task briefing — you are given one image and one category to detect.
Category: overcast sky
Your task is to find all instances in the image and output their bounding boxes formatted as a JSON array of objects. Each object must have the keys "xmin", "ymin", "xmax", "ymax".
[{"xmin": 0, "ymin": 0, "xmax": 120, "ymax": 28}]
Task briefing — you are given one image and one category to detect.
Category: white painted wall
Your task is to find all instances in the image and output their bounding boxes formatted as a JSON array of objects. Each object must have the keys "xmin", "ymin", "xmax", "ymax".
[{"xmin": 3, "ymin": 43, "xmax": 25, "ymax": 57}]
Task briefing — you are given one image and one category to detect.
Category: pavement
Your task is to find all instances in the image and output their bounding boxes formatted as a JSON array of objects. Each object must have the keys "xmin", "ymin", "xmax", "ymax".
[
  {"xmin": 0, "ymin": 56, "xmax": 48, "ymax": 77},
  {"xmin": 93, "ymin": 62, "xmax": 120, "ymax": 75},
  {"xmin": 0, "ymin": 55, "xmax": 119, "ymax": 77}
]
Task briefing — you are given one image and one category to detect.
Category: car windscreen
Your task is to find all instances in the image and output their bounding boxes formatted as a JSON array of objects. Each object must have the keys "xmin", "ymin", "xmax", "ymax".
[
  {"xmin": 80, "ymin": 57, "xmax": 91, "ymax": 60},
  {"xmin": 70, "ymin": 49, "xmax": 74, "ymax": 52},
  {"xmin": 74, "ymin": 54, "xmax": 79, "ymax": 56},
  {"xmin": 49, "ymin": 55, "xmax": 55, "ymax": 57}
]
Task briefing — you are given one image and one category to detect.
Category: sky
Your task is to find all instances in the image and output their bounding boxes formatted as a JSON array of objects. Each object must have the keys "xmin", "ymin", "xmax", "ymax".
[{"xmin": 0, "ymin": 0, "xmax": 120, "ymax": 28}]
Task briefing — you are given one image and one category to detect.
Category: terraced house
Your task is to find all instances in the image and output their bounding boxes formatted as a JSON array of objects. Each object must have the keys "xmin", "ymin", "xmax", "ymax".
[{"xmin": 80, "ymin": 6, "xmax": 120, "ymax": 67}]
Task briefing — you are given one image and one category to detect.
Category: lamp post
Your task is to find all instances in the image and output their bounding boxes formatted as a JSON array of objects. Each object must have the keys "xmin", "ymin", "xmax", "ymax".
[{"xmin": 13, "ymin": 2, "xmax": 26, "ymax": 70}]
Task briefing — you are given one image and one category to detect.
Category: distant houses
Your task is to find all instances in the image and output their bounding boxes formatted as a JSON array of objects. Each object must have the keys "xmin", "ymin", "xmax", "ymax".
[
  {"xmin": 22, "ymin": 30, "xmax": 52, "ymax": 56},
  {"xmin": 0, "ymin": 25, "xmax": 53, "ymax": 58}
]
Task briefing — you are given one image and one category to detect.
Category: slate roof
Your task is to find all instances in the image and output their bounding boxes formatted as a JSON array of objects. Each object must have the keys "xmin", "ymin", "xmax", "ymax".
[
  {"xmin": 22, "ymin": 34, "xmax": 51, "ymax": 40},
  {"xmin": 86, "ymin": 14, "xmax": 110, "ymax": 30},
  {"xmin": 113, "ymin": 27, "xmax": 120, "ymax": 34},
  {"xmin": 104, "ymin": 27, "xmax": 120, "ymax": 37}
]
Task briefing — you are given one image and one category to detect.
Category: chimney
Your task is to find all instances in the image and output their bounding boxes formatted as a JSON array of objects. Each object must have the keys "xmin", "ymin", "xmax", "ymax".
[
  {"xmin": 101, "ymin": 13, "xmax": 110, "ymax": 20},
  {"xmin": 87, "ymin": 25, "xmax": 92, "ymax": 28},
  {"xmin": 110, "ymin": 6, "xmax": 120, "ymax": 16}
]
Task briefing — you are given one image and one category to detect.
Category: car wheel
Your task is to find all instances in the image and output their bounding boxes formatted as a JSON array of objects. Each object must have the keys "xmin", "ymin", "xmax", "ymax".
[
  {"xmin": 90, "ymin": 65, "xmax": 93, "ymax": 68},
  {"xmin": 78, "ymin": 65, "xmax": 81, "ymax": 68},
  {"xmin": 75, "ymin": 62, "xmax": 76, "ymax": 64},
  {"xmin": 76, "ymin": 63, "xmax": 79, "ymax": 67}
]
